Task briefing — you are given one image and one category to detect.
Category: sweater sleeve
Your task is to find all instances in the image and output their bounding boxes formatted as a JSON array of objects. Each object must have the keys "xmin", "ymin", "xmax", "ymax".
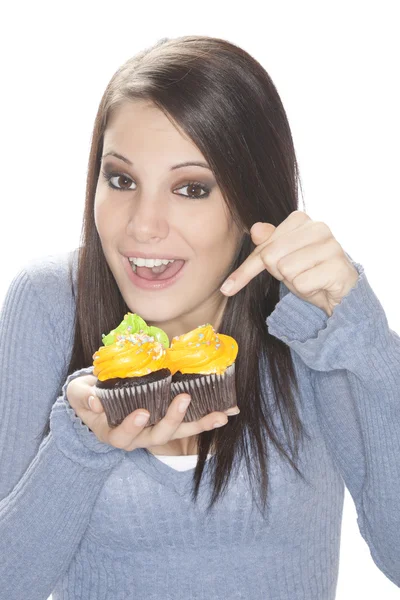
[
  {"xmin": 0, "ymin": 268, "xmax": 124, "ymax": 600},
  {"xmin": 266, "ymin": 254, "xmax": 400, "ymax": 587}
]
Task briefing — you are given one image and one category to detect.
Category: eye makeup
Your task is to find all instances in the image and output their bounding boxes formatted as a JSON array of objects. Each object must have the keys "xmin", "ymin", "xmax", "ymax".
[{"xmin": 100, "ymin": 166, "xmax": 214, "ymax": 200}]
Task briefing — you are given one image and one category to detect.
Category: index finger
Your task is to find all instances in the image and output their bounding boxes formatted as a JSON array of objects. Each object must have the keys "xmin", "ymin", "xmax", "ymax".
[
  {"xmin": 220, "ymin": 212, "xmax": 309, "ymax": 296},
  {"xmin": 219, "ymin": 224, "xmax": 275, "ymax": 295}
]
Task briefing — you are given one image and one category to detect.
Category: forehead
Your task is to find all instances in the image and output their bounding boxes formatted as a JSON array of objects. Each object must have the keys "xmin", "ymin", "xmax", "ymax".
[{"xmin": 104, "ymin": 100, "xmax": 193, "ymax": 148}]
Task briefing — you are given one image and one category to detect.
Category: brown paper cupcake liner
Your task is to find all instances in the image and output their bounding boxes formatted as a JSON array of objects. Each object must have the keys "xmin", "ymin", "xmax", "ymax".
[
  {"xmin": 170, "ymin": 363, "xmax": 236, "ymax": 422},
  {"xmin": 95, "ymin": 373, "xmax": 172, "ymax": 428}
]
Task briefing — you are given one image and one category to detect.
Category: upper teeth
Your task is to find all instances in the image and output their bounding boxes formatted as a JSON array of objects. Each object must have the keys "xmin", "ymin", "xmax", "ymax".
[{"xmin": 128, "ymin": 257, "xmax": 176, "ymax": 268}]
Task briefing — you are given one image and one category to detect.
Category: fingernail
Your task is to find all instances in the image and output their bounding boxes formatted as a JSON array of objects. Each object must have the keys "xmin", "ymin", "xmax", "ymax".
[
  {"xmin": 88, "ymin": 396, "xmax": 95, "ymax": 410},
  {"xmin": 213, "ymin": 422, "xmax": 225, "ymax": 428},
  {"xmin": 134, "ymin": 413, "xmax": 150, "ymax": 426},
  {"xmin": 225, "ymin": 408, "xmax": 240, "ymax": 415},
  {"xmin": 220, "ymin": 279, "xmax": 234, "ymax": 294},
  {"xmin": 178, "ymin": 397, "xmax": 191, "ymax": 413}
]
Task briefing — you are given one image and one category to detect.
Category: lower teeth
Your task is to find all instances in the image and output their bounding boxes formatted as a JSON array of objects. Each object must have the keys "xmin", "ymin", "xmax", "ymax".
[
  {"xmin": 151, "ymin": 264, "xmax": 169, "ymax": 273},
  {"xmin": 130, "ymin": 263, "xmax": 169, "ymax": 274}
]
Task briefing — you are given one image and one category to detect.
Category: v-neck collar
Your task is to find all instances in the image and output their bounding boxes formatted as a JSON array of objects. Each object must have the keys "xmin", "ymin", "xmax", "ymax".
[{"xmin": 124, "ymin": 447, "xmax": 216, "ymax": 497}]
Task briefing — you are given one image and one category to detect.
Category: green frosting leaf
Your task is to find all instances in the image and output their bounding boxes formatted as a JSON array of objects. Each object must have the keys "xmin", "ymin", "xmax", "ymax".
[
  {"xmin": 101, "ymin": 313, "xmax": 170, "ymax": 349},
  {"xmin": 146, "ymin": 326, "xmax": 170, "ymax": 349}
]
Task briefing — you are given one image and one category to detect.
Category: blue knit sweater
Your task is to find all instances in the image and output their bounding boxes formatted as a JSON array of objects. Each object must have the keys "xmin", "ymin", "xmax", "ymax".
[{"xmin": 0, "ymin": 248, "xmax": 399, "ymax": 600}]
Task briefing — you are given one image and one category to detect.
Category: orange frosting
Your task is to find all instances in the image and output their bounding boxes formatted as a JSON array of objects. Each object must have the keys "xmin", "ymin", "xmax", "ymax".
[
  {"xmin": 93, "ymin": 331, "xmax": 170, "ymax": 381},
  {"xmin": 166, "ymin": 323, "xmax": 238, "ymax": 376}
]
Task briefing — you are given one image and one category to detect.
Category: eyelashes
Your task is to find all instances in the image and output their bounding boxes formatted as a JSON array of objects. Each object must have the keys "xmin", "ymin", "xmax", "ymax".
[{"xmin": 100, "ymin": 170, "xmax": 212, "ymax": 200}]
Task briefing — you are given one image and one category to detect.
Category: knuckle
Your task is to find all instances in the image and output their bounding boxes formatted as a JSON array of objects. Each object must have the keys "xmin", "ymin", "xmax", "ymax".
[
  {"xmin": 277, "ymin": 257, "xmax": 292, "ymax": 279},
  {"xmin": 162, "ymin": 414, "xmax": 180, "ymax": 430},
  {"xmin": 291, "ymin": 209, "xmax": 310, "ymax": 222},
  {"xmin": 313, "ymin": 220, "xmax": 331, "ymax": 237},
  {"xmin": 260, "ymin": 247, "xmax": 275, "ymax": 267},
  {"xmin": 109, "ymin": 437, "xmax": 125, "ymax": 449},
  {"xmin": 153, "ymin": 433, "xmax": 171, "ymax": 446},
  {"xmin": 190, "ymin": 421, "xmax": 204, "ymax": 435},
  {"xmin": 207, "ymin": 414, "xmax": 227, "ymax": 429},
  {"xmin": 150, "ymin": 424, "xmax": 173, "ymax": 446},
  {"xmin": 293, "ymin": 275, "xmax": 310, "ymax": 295},
  {"xmin": 331, "ymin": 238, "xmax": 342, "ymax": 255},
  {"xmin": 107, "ymin": 430, "xmax": 127, "ymax": 449},
  {"xmin": 186, "ymin": 417, "xmax": 205, "ymax": 433}
]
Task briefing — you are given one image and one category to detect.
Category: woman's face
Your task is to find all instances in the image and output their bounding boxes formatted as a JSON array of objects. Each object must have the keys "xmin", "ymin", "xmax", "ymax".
[{"xmin": 94, "ymin": 100, "xmax": 244, "ymax": 339}]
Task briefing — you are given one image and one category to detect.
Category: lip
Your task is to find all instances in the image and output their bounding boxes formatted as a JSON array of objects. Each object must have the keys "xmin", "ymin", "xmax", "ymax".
[{"xmin": 123, "ymin": 256, "xmax": 187, "ymax": 290}]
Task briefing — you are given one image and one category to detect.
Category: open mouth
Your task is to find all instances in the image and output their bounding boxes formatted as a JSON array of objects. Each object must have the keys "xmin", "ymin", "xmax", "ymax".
[
  {"xmin": 129, "ymin": 259, "xmax": 186, "ymax": 281},
  {"xmin": 124, "ymin": 256, "xmax": 187, "ymax": 290}
]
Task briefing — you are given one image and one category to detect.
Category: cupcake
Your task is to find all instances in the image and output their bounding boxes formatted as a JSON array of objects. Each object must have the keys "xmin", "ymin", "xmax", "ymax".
[
  {"xmin": 92, "ymin": 313, "xmax": 171, "ymax": 428},
  {"xmin": 166, "ymin": 324, "xmax": 238, "ymax": 422}
]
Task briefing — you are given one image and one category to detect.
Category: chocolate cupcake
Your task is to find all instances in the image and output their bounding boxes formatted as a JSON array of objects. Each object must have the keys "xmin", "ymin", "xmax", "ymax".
[
  {"xmin": 166, "ymin": 324, "xmax": 238, "ymax": 422},
  {"xmin": 92, "ymin": 313, "xmax": 171, "ymax": 427}
]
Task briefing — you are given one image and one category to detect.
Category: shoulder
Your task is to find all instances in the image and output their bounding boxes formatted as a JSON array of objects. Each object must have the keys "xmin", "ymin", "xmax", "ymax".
[
  {"xmin": 0, "ymin": 248, "xmax": 80, "ymax": 377},
  {"xmin": 21, "ymin": 247, "xmax": 79, "ymax": 294},
  {"xmin": 12, "ymin": 247, "xmax": 79, "ymax": 343}
]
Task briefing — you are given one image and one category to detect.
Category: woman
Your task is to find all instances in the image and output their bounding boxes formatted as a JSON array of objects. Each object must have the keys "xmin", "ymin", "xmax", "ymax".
[{"xmin": 0, "ymin": 35, "xmax": 399, "ymax": 599}]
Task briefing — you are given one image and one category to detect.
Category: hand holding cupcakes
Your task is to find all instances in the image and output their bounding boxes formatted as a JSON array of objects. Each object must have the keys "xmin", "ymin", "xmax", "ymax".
[
  {"xmin": 92, "ymin": 313, "xmax": 239, "ymax": 428},
  {"xmin": 66, "ymin": 372, "xmax": 232, "ymax": 454}
]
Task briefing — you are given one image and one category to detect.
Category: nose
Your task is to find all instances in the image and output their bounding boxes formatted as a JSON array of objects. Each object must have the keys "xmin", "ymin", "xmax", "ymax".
[{"xmin": 125, "ymin": 194, "xmax": 169, "ymax": 243}]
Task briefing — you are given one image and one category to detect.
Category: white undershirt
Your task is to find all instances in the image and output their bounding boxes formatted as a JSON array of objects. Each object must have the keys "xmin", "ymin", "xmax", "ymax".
[{"xmin": 152, "ymin": 454, "xmax": 213, "ymax": 472}]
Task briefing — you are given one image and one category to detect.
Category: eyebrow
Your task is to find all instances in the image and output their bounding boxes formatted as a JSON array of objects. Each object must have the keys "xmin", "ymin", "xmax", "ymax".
[{"xmin": 101, "ymin": 151, "xmax": 211, "ymax": 171}]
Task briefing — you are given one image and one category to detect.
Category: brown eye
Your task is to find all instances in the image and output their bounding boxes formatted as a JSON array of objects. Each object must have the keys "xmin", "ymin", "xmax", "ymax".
[
  {"xmin": 115, "ymin": 175, "xmax": 134, "ymax": 190},
  {"xmin": 101, "ymin": 170, "xmax": 136, "ymax": 191},
  {"xmin": 109, "ymin": 174, "xmax": 135, "ymax": 191},
  {"xmin": 188, "ymin": 183, "xmax": 203, "ymax": 197},
  {"xmin": 176, "ymin": 181, "xmax": 211, "ymax": 199}
]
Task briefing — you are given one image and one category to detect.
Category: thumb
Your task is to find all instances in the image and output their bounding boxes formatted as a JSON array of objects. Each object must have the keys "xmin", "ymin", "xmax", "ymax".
[{"xmin": 250, "ymin": 222, "xmax": 276, "ymax": 244}]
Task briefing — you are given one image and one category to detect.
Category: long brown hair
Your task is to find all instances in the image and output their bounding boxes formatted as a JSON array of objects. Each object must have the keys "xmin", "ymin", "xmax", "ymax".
[{"xmin": 40, "ymin": 35, "xmax": 311, "ymax": 518}]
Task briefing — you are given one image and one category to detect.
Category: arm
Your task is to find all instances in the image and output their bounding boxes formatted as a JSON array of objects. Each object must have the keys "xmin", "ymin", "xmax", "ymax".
[
  {"xmin": 0, "ymin": 267, "xmax": 124, "ymax": 600},
  {"xmin": 266, "ymin": 255, "xmax": 400, "ymax": 587}
]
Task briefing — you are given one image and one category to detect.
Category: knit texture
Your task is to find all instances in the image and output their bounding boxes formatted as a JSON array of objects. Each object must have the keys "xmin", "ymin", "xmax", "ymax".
[{"xmin": 0, "ymin": 248, "xmax": 399, "ymax": 599}]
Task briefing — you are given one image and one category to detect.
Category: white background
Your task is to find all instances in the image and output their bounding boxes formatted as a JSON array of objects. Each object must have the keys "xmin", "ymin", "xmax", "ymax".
[{"xmin": 1, "ymin": 1, "xmax": 399, "ymax": 598}]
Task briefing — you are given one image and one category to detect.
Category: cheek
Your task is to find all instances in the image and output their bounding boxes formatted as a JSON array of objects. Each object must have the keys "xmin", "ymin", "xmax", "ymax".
[
  {"xmin": 93, "ymin": 202, "xmax": 100, "ymax": 233},
  {"xmin": 94, "ymin": 196, "xmax": 116, "ymax": 238},
  {"xmin": 189, "ymin": 211, "xmax": 229, "ymax": 249},
  {"xmin": 93, "ymin": 192, "xmax": 104, "ymax": 229},
  {"xmin": 194, "ymin": 231, "xmax": 237, "ymax": 272}
]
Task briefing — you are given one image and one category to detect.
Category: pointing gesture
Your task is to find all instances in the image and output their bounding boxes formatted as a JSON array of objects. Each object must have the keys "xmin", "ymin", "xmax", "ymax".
[{"xmin": 220, "ymin": 210, "xmax": 359, "ymax": 317}]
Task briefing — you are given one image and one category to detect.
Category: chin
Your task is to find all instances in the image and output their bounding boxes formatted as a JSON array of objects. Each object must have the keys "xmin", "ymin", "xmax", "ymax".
[{"xmin": 121, "ymin": 300, "xmax": 179, "ymax": 326}]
